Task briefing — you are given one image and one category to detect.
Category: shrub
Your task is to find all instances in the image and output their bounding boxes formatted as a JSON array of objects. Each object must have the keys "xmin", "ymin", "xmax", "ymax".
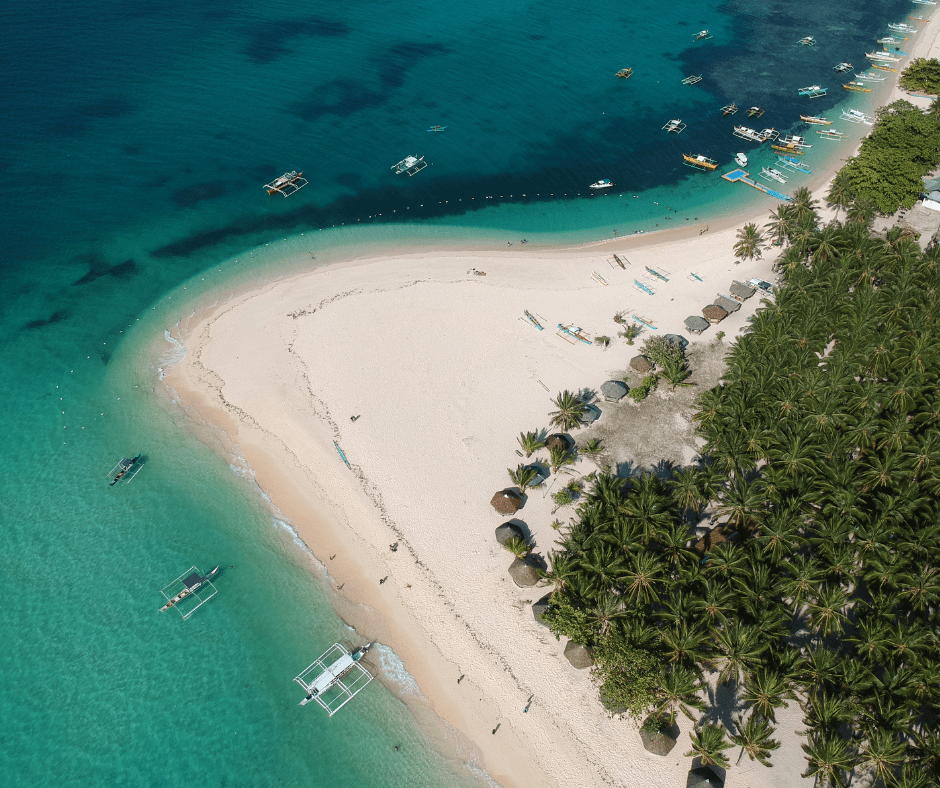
[
  {"xmin": 642, "ymin": 335, "xmax": 685, "ymax": 368},
  {"xmin": 628, "ymin": 375, "xmax": 658, "ymax": 402}
]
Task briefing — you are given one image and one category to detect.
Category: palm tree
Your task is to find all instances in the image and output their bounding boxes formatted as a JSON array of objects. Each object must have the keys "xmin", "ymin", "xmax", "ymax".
[
  {"xmin": 586, "ymin": 591, "xmax": 624, "ymax": 636},
  {"xmin": 765, "ymin": 204, "xmax": 795, "ymax": 247},
  {"xmin": 655, "ymin": 666, "xmax": 706, "ymax": 724},
  {"xmin": 715, "ymin": 620, "xmax": 767, "ymax": 686},
  {"xmin": 503, "ymin": 535, "xmax": 530, "ymax": 559},
  {"xmin": 826, "ymin": 171, "xmax": 853, "ymax": 217},
  {"xmin": 741, "ymin": 669, "xmax": 794, "ymax": 721},
  {"xmin": 686, "ymin": 722, "xmax": 733, "ymax": 770},
  {"xmin": 790, "ymin": 186, "xmax": 821, "ymax": 226},
  {"xmin": 620, "ymin": 550, "xmax": 663, "ymax": 607},
  {"xmin": 660, "ymin": 620, "xmax": 710, "ymax": 666},
  {"xmin": 730, "ymin": 712, "xmax": 780, "ymax": 767},
  {"xmin": 549, "ymin": 390, "xmax": 587, "ymax": 431},
  {"xmin": 517, "ymin": 430, "xmax": 545, "ymax": 458},
  {"xmin": 734, "ymin": 222, "xmax": 765, "ymax": 262},
  {"xmin": 801, "ymin": 732, "xmax": 856, "ymax": 788},
  {"xmin": 549, "ymin": 445, "xmax": 575, "ymax": 474},
  {"xmin": 508, "ymin": 463, "xmax": 539, "ymax": 493},
  {"xmin": 858, "ymin": 729, "xmax": 906, "ymax": 786},
  {"xmin": 660, "ymin": 357, "xmax": 693, "ymax": 390},
  {"xmin": 846, "ymin": 196, "xmax": 877, "ymax": 228},
  {"xmin": 806, "ymin": 583, "xmax": 849, "ymax": 640}
]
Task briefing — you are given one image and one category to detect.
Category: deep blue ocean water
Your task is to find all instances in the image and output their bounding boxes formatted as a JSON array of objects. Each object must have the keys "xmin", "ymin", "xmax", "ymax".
[{"xmin": 0, "ymin": 0, "xmax": 910, "ymax": 785}]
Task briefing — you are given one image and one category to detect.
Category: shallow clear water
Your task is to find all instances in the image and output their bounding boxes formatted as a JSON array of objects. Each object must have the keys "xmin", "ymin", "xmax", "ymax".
[{"xmin": 0, "ymin": 0, "xmax": 908, "ymax": 784}]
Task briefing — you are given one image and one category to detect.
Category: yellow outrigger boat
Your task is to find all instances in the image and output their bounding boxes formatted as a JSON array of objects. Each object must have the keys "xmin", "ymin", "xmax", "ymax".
[
  {"xmin": 800, "ymin": 115, "xmax": 832, "ymax": 125},
  {"xmin": 842, "ymin": 81, "xmax": 872, "ymax": 92},
  {"xmin": 615, "ymin": 67, "xmax": 633, "ymax": 79},
  {"xmin": 682, "ymin": 153, "xmax": 718, "ymax": 171}
]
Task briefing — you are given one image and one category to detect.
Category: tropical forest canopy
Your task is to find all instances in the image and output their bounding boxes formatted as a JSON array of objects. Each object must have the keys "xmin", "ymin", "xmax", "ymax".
[
  {"xmin": 899, "ymin": 57, "xmax": 940, "ymax": 96},
  {"xmin": 541, "ymin": 193, "xmax": 940, "ymax": 786}
]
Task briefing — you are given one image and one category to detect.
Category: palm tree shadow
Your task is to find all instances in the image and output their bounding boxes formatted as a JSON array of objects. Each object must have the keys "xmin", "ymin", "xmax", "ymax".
[
  {"xmin": 702, "ymin": 679, "xmax": 748, "ymax": 732},
  {"xmin": 615, "ymin": 460, "xmax": 635, "ymax": 478}
]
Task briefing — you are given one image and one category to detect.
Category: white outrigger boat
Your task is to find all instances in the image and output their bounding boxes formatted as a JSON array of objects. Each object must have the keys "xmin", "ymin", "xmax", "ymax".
[
  {"xmin": 888, "ymin": 23, "xmax": 918, "ymax": 34},
  {"xmin": 590, "ymin": 179, "xmax": 614, "ymax": 189},
  {"xmin": 733, "ymin": 125, "xmax": 776, "ymax": 142},
  {"xmin": 264, "ymin": 171, "xmax": 307, "ymax": 197},
  {"xmin": 779, "ymin": 134, "xmax": 811, "ymax": 149},
  {"xmin": 760, "ymin": 167, "xmax": 788, "ymax": 184},
  {"xmin": 855, "ymin": 71, "xmax": 886, "ymax": 81},
  {"xmin": 682, "ymin": 74, "xmax": 703, "ymax": 84},
  {"xmin": 107, "ymin": 453, "xmax": 143, "ymax": 486},
  {"xmin": 295, "ymin": 642, "xmax": 375, "ymax": 715},
  {"xmin": 694, "ymin": 29, "xmax": 712, "ymax": 40},
  {"xmin": 799, "ymin": 36, "xmax": 816, "ymax": 46},
  {"xmin": 663, "ymin": 118, "xmax": 687, "ymax": 133},
  {"xmin": 866, "ymin": 50, "xmax": 902, "ymax": 62},
  {"xmin": 798, "ymin": 85, "xmax": 828, "ymax": 98},
  {"xmin": 842, "ymin": 108, "xmax": 874, "ymax": 125},
  {"xmin": 735, "ymin": 152, "xmax": 748, "ymax": 167},
  {"xmin": 159, "ymin": 566, "xmax": 220, "ymax": 619},
  {"xmin": 817, "ymin": 129, "xmax": 847, "ymax": 140},
  {"xmin": 391, "ymin": 155, "xmax": 427, "ymax": 176}
]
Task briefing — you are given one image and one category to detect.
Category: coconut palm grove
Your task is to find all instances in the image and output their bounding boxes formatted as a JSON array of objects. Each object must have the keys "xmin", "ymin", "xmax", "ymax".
[{"xmin": 540, "ymin": 144, "xmax": 940, "ymax": 785}]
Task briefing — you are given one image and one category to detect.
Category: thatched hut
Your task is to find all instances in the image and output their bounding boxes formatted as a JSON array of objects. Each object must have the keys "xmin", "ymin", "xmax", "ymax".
[
  {"xmin": 714, "ymin": 294, "xmax": 741, "ymax": 313},
  {"xmin": 563, "ymin": 640, "xmax": 593, "ymax": 669},
  {"xmin": 490, "ymin": 488, "xmax": 523, "ymax": 515},
  {"xmin": 545, "ymin": 433, "xmax": 573, "ymax": 452},
  {"xmin": 729, "ymin": 280, "xmax": 756, "ymax": 301},
  {"xmin": 630, "ymin": 355, "xmax": 652, "ymax": 374},
  {"xmin": 702, "ymin": 304, "xmax": 728, "ymax": 324},
  {"xmin": 600, "ymin": 380, "xmax": 628, "ymax": 401},
  {"xmin": 508, "ymin": 557, "xmax": 540, "ymax": 587},
  {"xmin": 640, "ymin": 721, "xmax": 679, "ymax": 756},
  {"xmin": 579, "ymin": 404, "xmax": 601, "ymax": 424},
  {"xmin": 684, "ymin": 315, "xmax": 710, "ymax": 334},
  {"xmin": 495, "ymin": 521, "xmax": 525, "ymax": 546},
  {"xmin": 694, "ymin": 525, "xmax": 732, "ymax": 553},
  {"xmin": 687, "ymin": 765, "xmax": 724, "ymax": 788},
  {"xmin": 663, "ymin": 333, "xmax": 689, "ymax": 350},
  {"xmin": 532, "ymin": 593, "xmax": 552, "ymax": 627}
]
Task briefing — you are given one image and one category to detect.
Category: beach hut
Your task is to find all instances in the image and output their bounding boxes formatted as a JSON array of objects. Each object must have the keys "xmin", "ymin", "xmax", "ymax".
[
  {"xmin": 563, "ymin": 640, "xmax": 594, "ymax": 669},
  {"xmin": 508, "ymin": 557, "xmax": 540, "ymax": 587},
  {"xmin": 687, "ymin": 765, "xmax": 724, "ymax": 788},
  {"xmin": 630, "ymin": 355, "xmax": 653, "ymax": 374},
  {"xmin": 663, "ymin": 333, "xmax": 689, "ymax": 350},
  {"xmin": 545, "ymin": 433, "xmax": 574, "ymax": 452},
  {"xmin": 684, "ymin": 315, "xmax": 710, "ymax": 334},
  {"xmin": 729, "ymin": 280, "xmax": 756, "ymax": 302},
  {"xmin": 714, "ymin": 294, "xmax": 741, "ymax": 313},
  {"xmin": 702, "ymin": 304, "xmax": 728, "ymax": 324},
  {"xmin": 490, "ymin": 489, "xmax": 523, "ymax": 515},
  {"xmin": 580, "ymin": 404, "xmax": 601, "ymax": 425},
  {"xmin": 495, "ymin": 521, "xmax": 526, "ymax": 546},
  {"xmin": 532, "ymin": 593, "xmax": 553, "ymax": 627},
  {"xmin": 695, "ymin": 524, "xmax": 732, "ymax": 553},
  {"xmin": 600, "ymin": 380, "xmax": 628, "ymax": 401}
]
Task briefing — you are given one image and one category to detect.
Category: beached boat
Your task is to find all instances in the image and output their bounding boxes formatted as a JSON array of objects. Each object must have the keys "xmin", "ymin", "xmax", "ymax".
[
  {"xmin": 427, "ymin": 125, "xmax": 447, "ymax": 132},
  {"xmin": 779, "ymin": 134, "xmax": 811, "ymax": 148},
  {"xmin": 694, "ymin": 29, "xmax": 712, "ymax": 40},
  {"xmin": 771, "ymin": 142, "xmax": 804, "ymax": 156},
  {"xmin": 817, "ymin": 129, "xmax": 847, "ymax": 139},
  {"xmin": 842, "ymin": 108, "xmax": 874, "ymax": 125},
  {"xmin": 833, "ymin": 62, "xmax": 853, "ymax": 73},
  {"xmin": 777, "ymin": 155, "xmax": 811, "ymax": 173},
  {"xmin": 682, "ymin": 153, "xmax": 718, "ymax": 171},
  {"xmin": 842, "ymin": 81, "xmax": 872, "ymax": 93},
  {"xmin": 866, "ymin": 51, "xmax": 902, "ymax": 62},
  {"xmin": 721, "ymin": 103, "xmax": 738, "ymax": 115},
  {"xmin": 264, "ymin": 171, "xmax": 308, "ymax": 197},
  {"xmin": 879, "ymin": 36, "xmax": 907, "ymax": 45},
  {"xmin": 159, "ymin": 566, "xmax": 220, "ymax": 613},
  {"xmin": 855, "ymin": 71, "xmax": 885, "ymax": 81},
  {"xmin": 888, "ymin": 23, "xmax": 918, "ymax": 34},
  {"xmin": 735, "ymin": 152, "xmax": 748, "ymax": 166},
  {"xmin": 663, "ymin": 118, "xmax": 687, "ymax": 133},
  {"xmin": 682, "ymin": 74, "xmax": 703, "ymax": 84},
  {"xmin": 107, "ymin": 453, "xmax": 143, "ymax": 486},
  {"xmin": 295, "ymin": 643, "xmax": 374, "ymax": 715},
  {"xmin": 391, "ymin": 155, "xmax": 427, "ymax": 176},
  {"xmin": 800, "ymin": 114, "xmax": 832, "ymax": 125},
  {"xmin": 798, "ymin": 85, "xmax": 827, "ymax": 98},
  {"xmin": 746, "ymin": 106, "xmax": 765, "ymax": 117},
  {"xmin": 910, "ymin": 15, "xmax": 929, "ymax": 22},
  {"xmin": 799, "ymin": 36, "xmax": 816, "ymax": 46},
  {"xmin": 913, "ymin": 0, "xmax": 936, "ymax": 6},
  {"xmin": 590, "ymin": 179, "xmax": 614, "ymax": 189},
  {"xmin": 615, "ymin": 67, "xmax": 633, "ymax": 79},
  {"xmin": 870, "ymin": 63, "xmax": 898, "ymax": 73},
  {"xmin": 760, "ymin": 167, "xmax": 787, "ymax": 184}
]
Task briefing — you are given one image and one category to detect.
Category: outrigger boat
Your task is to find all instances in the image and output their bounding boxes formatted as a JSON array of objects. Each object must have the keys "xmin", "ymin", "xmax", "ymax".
[
  {"xmin": 842, "ymin": 108, "xmax": 874, "ymax": 125},
  {"xmin": 264, "ymin": 171, "xmax": 307, "ymax": 197},
  {"xmin": 760, "ymin": 167, "xmax": 787, "ymax": 184},
  {"xmin": 721, "ymin": 103, "xmax": 738, "ymax": 115},
  {"xmin": 746, "ymin": 106, "xmax": 765, "ymax": 117},
  {"xmin": 879, "ymin": 36, "xmax": 907, "ymax": 45},
  {"xmin": 771, "ymin": 142, "xmax": 804, "ymax": 156},
  {"xmin": 682, "ymin": 153, "xmax": 718, "ymax": 171},
  {"xmin": 391, "ymin": 155, "xmax": 427, "ymax": 176},
  {"xmin": 590, "ymin": 179, "xmax": 614, "ymax": 189},
  {"xmin": 843, "ymin": 81, "xmax": 872, "ymax": 92},
  {"xmin": 910, "ymin": 16, "xmax": 929, "ymax": 22},
  {"xmin": 913, "ymin": 0, "xmax": 936, "ymax": 6},
  {"xmin": 833, "ymin": 62, "xmax": 853, "ymax": 73},
  {"xmin": 523, "ymin": 310, "xmax": 543, "ymax": 330},
  {"xmin": 682, "ymin": 74, "xmax": 703, "ymax": 84},
  {"xmin": 888, "ymin": 23, "xmax": 918, "ymax": 34},
  {"xmin": 159, "ymin": 566, "xmax": 220, "ymax": 616},
  {"xmin": 694, "ymin": 29, "xmax": 712, "ymax": 40},
  {"xmin": 295, "ymin": 643, "xmax": 375, "ymax": 715},
  {"xmin": 557, "ymin": 324, "xmax": 592, "ymax": 345},
  {"xmin": 855, "ymin": 71, "xmax": 886, "ymax": 81},
  {"xmin": 871, "ymin": 63, "xmax": 898, "ymax": 73},
  {"xmin": 777, "ymin": 155, "xmax": 811, "ymax": 174},
  {"xmin": 779, "ymin": 134, "xmax": 811, "ymax": 148},
  {"xmin": 735, "ymin": 152, "xmax": 748, "ymax": 166},
  {"xmin": 800, "ymin": 114, "xmax": 832, "ymax": 125},
  {"xmin": 799, "ymin": 36, "xmax": 816, "ymax": 46},
  {"xmin": 427, "ymin": 125, "xmax": 447, "ymax": 132},
  {"xmin": 817, "ymin": 129, "xmax": 847, "ymax": 139},
  {"xmin": 733, "ymin": 125, "xmax": 776, "ymax": 142},
  {"xmin": 866, "ymin": 51, "xmax": 902, "ymax": 62},
  {"xmin": 107, "ymin": 454, "xmax": 142, "ymax": 486},
  {"xmin": 798, "ymin": 85, "xmax": 827, "ymax": 98},
  {"xmin": 615, "ymin": 67, "xmax": 633, "ymax": 79},
  {"xmin": 663, "ymin": 118, "xmax": 687, "ymax": 133}
]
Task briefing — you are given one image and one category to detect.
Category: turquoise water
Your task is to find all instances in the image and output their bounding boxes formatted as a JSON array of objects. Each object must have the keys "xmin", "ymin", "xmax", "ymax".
[{"xmin": 0, "ymin": 0, "xmax": 910, "ymax": 785}]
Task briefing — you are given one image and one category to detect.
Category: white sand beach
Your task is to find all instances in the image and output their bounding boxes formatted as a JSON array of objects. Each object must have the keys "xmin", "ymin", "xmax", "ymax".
[{"xmin": 161, "ymin": 15, "xmax": 940, "ymax": 788}]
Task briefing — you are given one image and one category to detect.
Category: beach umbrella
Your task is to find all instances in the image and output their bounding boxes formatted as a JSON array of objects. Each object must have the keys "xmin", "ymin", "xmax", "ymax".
[
  {"xmin": 532, "ymin": 593, "xmax": 553, "ymax": 627},
  {"xmin": 600, "ymin": 380, "xmax": 628, "ymax": 401},
  {"xmin": 490, "ymin": 489, "xmax": 523, "ymax": 515},
  {"xmin": 508, "ymin": 557, "xmax": 540, "ymax": 587},
  {"xmin": 563, "ymin": 640, "xmax": 594, "ymax": 669},
  {"xmin": 630, "ymin": 355, "xmax": 653, "ymax": 373},
  {"xmin": 495, "ymin": 521, "xmax": 525, "ymax": 546},
  {"xmin": 580, "ymin": 404, "xmax": 601, "ymax": 424}
]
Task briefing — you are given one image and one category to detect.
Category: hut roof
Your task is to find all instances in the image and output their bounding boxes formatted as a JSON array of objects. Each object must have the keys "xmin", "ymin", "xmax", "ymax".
[
  {"xmin": 490, "ymin": 489, "xmax": 523, "ymax": 515},
  {"xmin": 495, "ymin": 521, "xmax": 525, "ymax": 546},
  {"xmin": 580, "ymin": 404, "xmax": 601, "ymax": 424},
  {"xmin": 600, "ymin": 380, "xmax": 628, "ymax": 401},
  {"xmin": 630, "ymin": 355, "xmax": 652, "ymax": 373},
  {"xmin": 640, "ymin": 728, "xmax": 678, "ymax": 756},
  {"xmin": 702, "ymin": 304, "xmax": 728, "ymax": 323},
  {"xmin": 687, "ymin": 766, "xmax": 724, "ymax": 788},
  {"xmin": 563, "ymin": 640, "xmax": 594, "ymax": 669},
  {"xmin": 684, "ymin": 315, "xmax": 710, "ymax": 334},
  {"xmin": 545, "ymin": 433, "xmax": 573, "ymax": 451},
  {"xmin": 663, "ymin": 333, "xmax": 689, "ymax": 349},
  {"xmin": 714, "ymin": 294, "xmax": 741, "ymax": 313},
  {"xmin": 695, "ymin": 525, "xmax": 731, "ymax": 553},
  {"xmin": 730, "ymin": 280, "xmax": 756, "ymax": 300},
  {"xmin": 508, "ymin": 557, "xmax": 540, "ymax": 587},
  {"xmin": 532, "ymin": 593, "xmax": 552, "ymax": 627}
]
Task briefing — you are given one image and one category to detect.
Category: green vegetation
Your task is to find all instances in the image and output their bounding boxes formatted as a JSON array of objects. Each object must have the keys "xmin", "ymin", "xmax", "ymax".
[
  {"xmin": 517, "ymin": 430, "xmax": 545, "ymax": 457},
  {"xmin": 628, "ymin": 374, "xmax": 657, "ymax": 402},
  {"xmin": 539, "ymin": 195, "xmax": 940, "ymax": 783},
  {"xmin": 733, "ymin": 222, "xmax": 764, "ymax": 262},
  {"xmin": 899, "ymin": 57, "xmax": 940, "ymax": 95},
  {"xmin": 838, "ymin": 99, "xmax": 940, "ymax": 213},
  {"xmin": 503, "ymin": 535, "xmax": 530, "ymax": 559},
  {"xmin": 549, "ymin": 390, "xmax": 588, "ymax": 430},
  {"xmin": 618, "ymin": 323, "xmax": 641, "ymax": 345}
]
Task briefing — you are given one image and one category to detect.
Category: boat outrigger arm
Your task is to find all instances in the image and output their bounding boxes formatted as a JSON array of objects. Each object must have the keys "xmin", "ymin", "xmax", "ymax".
[
  {"xmin": 295, "ymin": 643, "xmax": 375, "ymax": 716},
  {"xmin": 107, "ymin": 454, "xmax": 142, "ymax": 486}
]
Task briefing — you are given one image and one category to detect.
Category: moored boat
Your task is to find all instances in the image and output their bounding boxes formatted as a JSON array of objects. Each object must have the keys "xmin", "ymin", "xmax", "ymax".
[
  {"xmin": 663, "ymin": 118, "xmax": 687, "ymax": 133},
  {"xmin": 800, "ymin": 114, "xmax": 832, "ymax": 125},
  {"xmin": 799, "ymin": 36, "xmax": 816, "ymax": 46},
  {"xmin": 817, "ymin": 129, "xmax": 847, "ymax": 139},
  {"xmin": 888, "ymin": 23, "xmax": 918, "ymax": 34},
  {"xmin": 855, "ymin": 71, "xmax": 885, "ymax": 81},
  {"xmin": 871, "ymin": 63, "xmax": 898, "ymax": 72},
  {"xmin": 721, "ymin": 103, "xmax": 738, "ymax": 115},
  {"xmin": 682, "ymin": 153, "xmax": 718, "ymax": 171},
  {"xmin": 833, "ymin": 62, "xmax": 853, "ymax": 73},
  {"xmin": 842, "ymin": 81, "xmax": 872, "ymax": 93},
  {"xmin": 771, "ymin": 142, "xmax": 804, "ymax": 156},
  {"xmin": 590, "ymin": 179, "xmax": 614, "ymax": 189},
  {"xmin": 842, "ymin": 108, "xmax": 874, "ymax": 125},
  {"xmin": 391, "ymin": 155, "xmax": 428, "ymax": 175},
  {"xmin": 159, "ymin": 566, "xmax": 220, "ymax": 613},
  {"xmin": 779, "ymin": 134, "xmax": 811, "ymax": 148},
  {"xmin": 866, "ymin": 50, "xmax": 902, "ymax": 62},
  {"xmin": 760, "ymin": 167, "xmax": 787, "ymax": 184},
  {"xmin": 694, "ymin": 29, "xmax": 712, "ymax": 40},
  {"xmin": 682, "ymin": 74, "xmax": 703, "ymax": 84},
  {"xmin": 264, "ymin": 171, "xmax": 308, "ymax": 197},
  {"xmin": 735, "ymin": 152, "xmax": 748, "ymax": 166},
  {"xmin": 746, "ymin": 106, "xmax": 765, "ymax": 117},
  {"xmin": 427, "ymin": 125, "xmax": 447, "ymax": 132},
  {"xmin": 615, "ymin": 67, "xmax": 633, "ymax": 79},
  {"xmin": 733, "ymin": 125, "xmax": 776, "ymax": 142},
  {"xmin": 798, "ymin": 85, "xmax": 827, "ymax": 98}
]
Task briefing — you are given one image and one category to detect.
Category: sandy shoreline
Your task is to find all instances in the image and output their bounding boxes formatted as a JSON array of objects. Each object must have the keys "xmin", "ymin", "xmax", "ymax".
[{"xmin": 158, "ymin": 16, "xmax": 940, "ymax": 788}]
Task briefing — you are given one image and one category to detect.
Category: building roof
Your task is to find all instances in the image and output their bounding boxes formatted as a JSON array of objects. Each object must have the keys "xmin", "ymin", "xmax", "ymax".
[
  {"xmin": 714, "ymin": 294, "xmax": 741, "ymax": 313},
  {"xmin": 729, "ymin": 281, "xmax": 756, "ymax": 299},
  {"xmin": 600, "ymin": 380, "xmax": 628, "ymax": 400},
  {"xmin": 630, "ymin": 355, "xmax": 653, "ymax": 373},
  {"xmin": 684, "ymin": 315, "xmax": 710, "ymax": 333},
  {"xmin": 490, "ymin": 489, "xmax": 523, "ymax": 515},
  {"xmin": 702, "ymin": 304, "xmax": 728, "ymax": 322}
]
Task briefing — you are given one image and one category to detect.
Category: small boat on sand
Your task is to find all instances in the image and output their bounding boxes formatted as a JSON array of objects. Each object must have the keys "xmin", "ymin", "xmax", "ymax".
[
  {"xmin": 682, "ymin": 153, "xmax": 718, "ymax": 171},
  {"xmin": 735, "ymin": 152, "xmax": 748, "ymax": 166},
  {"xmin": 800, "ymin": 115, "xmax": 832, "ymax": 125},
  {"xmin": 615, "ymin": 67, "xmax": 633, "ymax": 79},
  {"xmin": 590, "ymin": 179, "xmax": 614, "ymax": 189}
]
